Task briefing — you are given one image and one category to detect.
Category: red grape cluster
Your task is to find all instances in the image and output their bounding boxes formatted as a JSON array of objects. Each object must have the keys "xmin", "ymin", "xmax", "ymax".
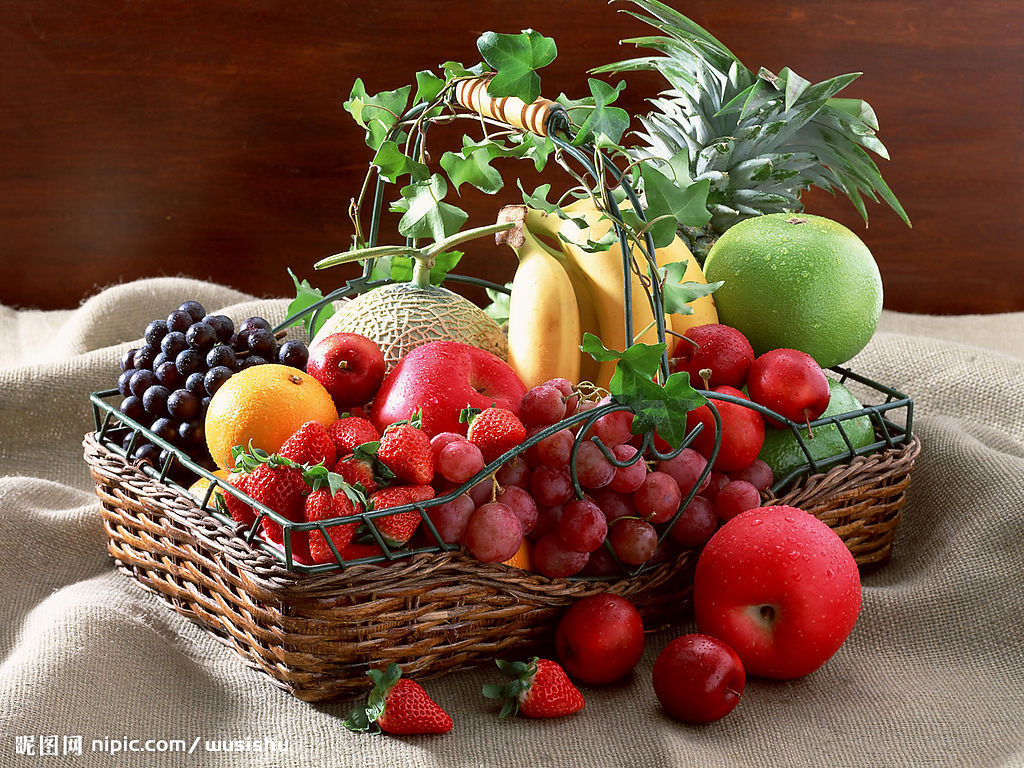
[
  {"xmin": 418, "ymin": 324, "xmax": 836, "ymax": 579},
  {"xmin": 114, "ymin": 300, "xmax": 308, "ymax": 477}
]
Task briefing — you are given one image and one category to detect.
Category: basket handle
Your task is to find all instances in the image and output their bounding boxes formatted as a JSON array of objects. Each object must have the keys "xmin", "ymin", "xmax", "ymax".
[{"xmin": 453, "ymin": 76, "xmax": 569, "ymax": 138}]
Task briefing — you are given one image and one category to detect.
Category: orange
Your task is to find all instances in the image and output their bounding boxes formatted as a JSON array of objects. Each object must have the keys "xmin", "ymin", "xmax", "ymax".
[
  {"xmin": 204, "ymin": 364, "xmax": 338, "ymax": 470},
  {"xmin": 502, "ymin": 538, "xmax": 533, "ymax": 571}
]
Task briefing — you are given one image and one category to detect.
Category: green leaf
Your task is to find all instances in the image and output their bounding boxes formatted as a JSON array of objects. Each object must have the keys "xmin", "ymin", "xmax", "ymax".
[
  {"xmin": 343, "ymin": 79, "xmax": 411, "ymax": 150},
  {"xmin": 371, "ymin": 140, "xmax": 429, "ymax": 184},
  {"xmin": 477, "ymin": 29, "xmax": 557, "ymax": 103},
  {"xmin": 441, "ymin": 60, "xmax": 487, "ymax": 80},
  {"xmin": 558, "ymin": 79, "xmax": 630, "ymax": 146},
  {"xmin": 504, "ymin": 131, "xmax": 555, "ymax": 172},
  {"xmin": 390, "ymin": 174, "xmax": 468, "ymax": 241},
  {"xmin": 581, "ymin": 333, "xmax": 706, "ymax": 450},
  {"xmin": 285, "ymin": 268, "xmax": 335, "ymax": 338},
  {"xmin": 439, "ymin": 137, "xmax": 504, "ymax": 194},
  {"xmin": 658, "ymin": 262, "xmax": 722, "ymax": 315},
  {"xmin": 640, "ymin": 165, "xmax": 712, "ymax": 246},
  {"xmin": 389, "ymin": 250, "xmax": 463, "ymax": 285},
  {"xmin": 414, "ymin": 70, "xmax": 446, "ymax": 104},
  {"xmin": 483, "ymin": 282, "xmax": 512, "ymax": 326}
]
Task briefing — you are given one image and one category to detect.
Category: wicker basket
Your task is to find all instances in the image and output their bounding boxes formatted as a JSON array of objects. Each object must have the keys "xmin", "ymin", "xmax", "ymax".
[{"xmin": 83, "ymin": 423, "xmax": 919, "ymax": 702}]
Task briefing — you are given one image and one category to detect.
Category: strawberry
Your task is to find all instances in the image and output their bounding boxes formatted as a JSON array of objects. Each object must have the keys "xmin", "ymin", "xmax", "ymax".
[
  {"xmin": 223, "ymin": 471, "xmax": 256, "ymax": 528},
  {"xmin": 246, "ymin": 462, "xmax": 310, "ymax": 558},
  {"xmin": 279, "ymin": 420, "xmax": 336, "ymax": 467},
  {"xmin": 334, "ymin": 452, "xmax": 379, "ymax": 494},
  {"xmin": 328, "ymin": 416, "xmax": 380, "ymax": 455},
  {"xmin": 482, "ymin": 657, "xmax": 585, "ymax": 719},
  {"xmin": 465, "ymin": 407, "xmax": 527, "ymax": 464},
  {"xmin": 345, "ymin": 663, "xmax": 452, "ymax": 735},
  {"xmin": 377, "ymin": 423, "xmax": 434, "ymax": 484},
  {"xmin": 304, "ymin": 487, "xmax": 361, "ymax": 564},
  {"xmin": 369, "ymin": 484, "xmax": 434, "ymax": 546}
]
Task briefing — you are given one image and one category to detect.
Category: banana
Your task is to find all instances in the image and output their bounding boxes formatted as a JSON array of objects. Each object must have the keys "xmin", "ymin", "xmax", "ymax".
[
  {"xmin": 520, "ymin": 214, "xmax": 604, "ymax": 384},
  {"xmin": 497, "ymin": 207, "xmax": 582, "ymax": 388},
  {"xmin": 526, "ymin": 199, "xmax": 659, "ymax": 388},
  {"xmin": 525, "ymin": 197, "xmax": 719, "ymax": 386},
  {"xmin": 656, "ymin": 236, "xmax": 719, "ymax": 339}
]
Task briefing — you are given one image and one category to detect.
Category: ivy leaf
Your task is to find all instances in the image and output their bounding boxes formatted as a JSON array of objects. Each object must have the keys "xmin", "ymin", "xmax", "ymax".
[
  {"xmin": 640, "ymin": 164, "xmax": 712, "ymax": 246},
  {"xmin": 483, "ymin": 282, "xmax": 512, "ymax": 326},
  {"xmin": 440, "ymin": 137, "xmax": 504, "ymax": 194},
  {"xmin": 558, "ymin": 226, "xmax": 617, "ymax": 254},
  {"xmin": 414, "ymin": 70, "xmax": 446, "ymax": 104},
  {"xmin": 558, "ymin": 79, "xmax": 630, "ymax": 147},
  {"xmin": 343, "ymin": 79, "xmax": 411, "ymax": 150},
  {"xmin": 477, "ymin": 29, "xmax": 557, "ymax": 103},
  {"xmin": 580, "ymin": 333, "xmax": 706, "ymax": 449},
  {"xmin": 441, "ymin": 60, "xmax": 487, "ymax": 80},
  {"xmin": 658, "ymin": 262, "xmax": 723, "ymax": 315},
  {"xmin": 285, "ymin": 268, "xmax": 335, "ymax": 338},
  {"xmin": 389, "ymin": 250, "xmax": 463, "ymax": 285},
  {"xmin": 390, "ymin": 174, "xmax": 468, "ymax": 241},
  {"xmin": 503, "ymin": 131, "xmax": 555, "ymax": 172},
  {"xmin": 371, "ymin": 140, "xmax": 429, "ymax": 184}
]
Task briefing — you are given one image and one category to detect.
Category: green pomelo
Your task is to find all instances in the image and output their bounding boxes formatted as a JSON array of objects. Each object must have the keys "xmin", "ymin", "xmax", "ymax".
[
  {"xmin": 758, "ymin": 378, "xmax": 875, "ymax": 481},
  {"xmin": 703, "ymin": 213, "xmax": 883, "ymax": 368}
]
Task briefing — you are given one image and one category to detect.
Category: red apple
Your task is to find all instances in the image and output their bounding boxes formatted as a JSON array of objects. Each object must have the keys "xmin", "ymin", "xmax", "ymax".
[
  {"xmin": 653, "ymin": 633, "xmax": 745, "ymax": 724},
  {"xmin": 747, "ymin": 348, "xmax": 830, "ymax": 428},
  {"xmin": 370, "ymin": 341, "xmax": 527, "ymax": 438},
  {"xmin": 555, "ymin": 594, "xmax": 645, "ymax": 685},
  {"xmin": 306, "ymin": 332, "xmax": 385, "ymax": 409},
  {"xmin": 693, "ymin": 505, "xmax": 861, "ymax": 679}
]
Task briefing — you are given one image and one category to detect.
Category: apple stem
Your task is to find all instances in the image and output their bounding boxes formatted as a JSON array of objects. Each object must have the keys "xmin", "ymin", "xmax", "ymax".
[{"xmin": 336, "ymin": 360, "xmax": 350, "ymax": 371}]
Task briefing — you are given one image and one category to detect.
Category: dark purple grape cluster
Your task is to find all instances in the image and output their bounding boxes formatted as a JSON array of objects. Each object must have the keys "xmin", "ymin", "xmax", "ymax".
[{"xmin": 115, "ymin": 300, "xmax": 309, "ymax": 477}]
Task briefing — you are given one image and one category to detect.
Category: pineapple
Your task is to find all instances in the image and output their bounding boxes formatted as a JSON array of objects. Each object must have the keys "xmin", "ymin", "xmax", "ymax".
[{"xmin": 592, "ymin": 0, "xmax": 910, "ymax": 262}]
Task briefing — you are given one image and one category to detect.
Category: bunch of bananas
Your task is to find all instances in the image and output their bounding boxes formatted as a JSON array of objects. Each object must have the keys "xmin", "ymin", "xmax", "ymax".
[{"xmin": 497, "ymin": 200, "xmax": 718, "ymax": 389}]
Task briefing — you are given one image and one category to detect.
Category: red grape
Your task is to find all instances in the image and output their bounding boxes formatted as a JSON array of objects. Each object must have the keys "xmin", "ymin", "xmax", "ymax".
[
  {"xmin": 608, "ymin": 518, "xmax": 659, "ymax": 565},
  {"xmin": 533, "ymin": 532, "xmax": 590, "ymax": 578},
  {"xmin": 572, "ymin": 440, "xmax": 616, "ymax": 489},
  {"xmin": 608, "ymin": 444, "xmax": 648, "ymax": 494},
  {"xmin": 430, "ymin": 431, "xmax": 464, "ymax": 464},
  {"xmin": 590, "ymin": 488, "xmax": 635, "ymax": 524},
  {"xmin": 468, "ymin": 477, "xmax": 495, "ymax": 507},
  {"xmin": 495, "ymin": 485, "xmax": 539, "ymax": 536},
  {"xmin": 715, "ymin": 480, "xmax": 762, "ymax": 521},
  {"xmin": 495, "ymin": 455, "xmax": 530, "ymax": 488},
  {"xmin": 657, "ymin": 448, "xmax": 709, "ymax": 497},
  {"xmin": 633, "ymin": 471, "xmax": 682, "ymax": 524},
  {"xmin": 437, "ymin": 439, "xmax": 485, "ymax": 484},
  {"xmin": 425, "ymin": 493, "xmax": 475, "ymax": 544},
  {"xmin": 703, "ymin": 471, "xmax": 730, "ymax": 504},
  {"xmin": 530, "ymin": 465, "xmax": 574, "ymax": 507},
  {"xmin": 669, "ymin": 496, "xmax": 719, "ymax": 548},
  {"xmin": 464, "ymin": 502, "xmax": 523, "ymax": 563},
  {"xmin": 530, "ymin": 504, "xmax": 564, "ymax": 541},
  {"xmin": 559, "ymin": 499, "xmax": 608, "ymax": 553},
  {"xmin": 537, "ymin": 428, "xmax": 574, "ymax": 467},
  {"xmin": 729, "ymin": 459, "xmax": 774, "ymax": 492},
  {"xmin": 588, "ymin": 398, "xmax": 633, "ymax": 447},
  {"xmin": 579, "ymin": 545, "xmax": 619, "ymax": 577},
  {"xmin": 520, "ymin": 384, "xmax": 567, "ymax": 426}
]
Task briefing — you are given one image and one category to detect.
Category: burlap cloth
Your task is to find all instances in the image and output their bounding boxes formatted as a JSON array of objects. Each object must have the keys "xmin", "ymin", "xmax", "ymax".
[{"xmin": 1, "ymin": 277, "xmax": 1021, "ymax": 768}]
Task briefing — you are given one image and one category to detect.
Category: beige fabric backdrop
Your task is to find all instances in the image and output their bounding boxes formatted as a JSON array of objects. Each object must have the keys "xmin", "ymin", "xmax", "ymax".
[{"xmin": 1, "ymin": 278, "xmax": 1022, "ymax": 768}]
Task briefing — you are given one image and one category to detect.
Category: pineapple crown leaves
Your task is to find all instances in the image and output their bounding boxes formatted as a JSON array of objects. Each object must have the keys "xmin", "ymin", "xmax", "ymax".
[
  {"xmin": 594, "ymin": 0, "xmax": 910, "ymax": 230},
  {"xmin": 344, "ymin": 662, "xmax": 404, "ymax": 733},
  {"xmin": 481, "ymin": 658, "xmax": 540, "ymax": 719}
]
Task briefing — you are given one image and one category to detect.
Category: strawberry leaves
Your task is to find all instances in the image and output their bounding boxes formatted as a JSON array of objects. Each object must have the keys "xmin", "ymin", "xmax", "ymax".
[{"xmin": 581, "ymin": 333, "xmax": 707, "ymax": 449}]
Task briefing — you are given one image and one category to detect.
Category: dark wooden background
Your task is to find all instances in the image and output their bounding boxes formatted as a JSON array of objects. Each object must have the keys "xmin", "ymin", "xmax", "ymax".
[{"xmin": 2, "ymin": 1, "xmax": 1022, "ymax": 314}]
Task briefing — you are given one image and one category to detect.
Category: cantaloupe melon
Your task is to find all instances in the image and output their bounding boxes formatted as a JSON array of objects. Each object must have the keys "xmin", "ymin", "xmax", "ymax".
[{"xmin": 312, "ymin": 279, "xmax": 507, "ymax": 372}]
